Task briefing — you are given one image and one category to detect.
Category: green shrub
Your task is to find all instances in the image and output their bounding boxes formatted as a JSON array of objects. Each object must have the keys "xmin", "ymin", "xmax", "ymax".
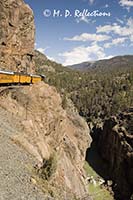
[{"xmin": 38, "ymin": 154, "xmax": 57, "ymax": 180}]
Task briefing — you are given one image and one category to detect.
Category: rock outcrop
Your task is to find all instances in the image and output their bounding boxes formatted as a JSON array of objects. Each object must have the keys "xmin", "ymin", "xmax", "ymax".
[
  {"xmin": 0, "ymin": 83, "xmax": 92, "ymax": 199},
  {"xmin": 0, "ymin": 0, "xmax": 35, "ymax": 73},
  {"xmin": 92, "ymin": 113, "xmax": 133, "ymax": 200}
]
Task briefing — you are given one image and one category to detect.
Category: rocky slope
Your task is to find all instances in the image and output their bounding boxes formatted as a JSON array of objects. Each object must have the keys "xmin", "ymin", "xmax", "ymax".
[
  {"xmin": 0, "ymin": 0, "xmax": 35, "ymax": 73},
  {"xmin": 0, "ymin": 106, "xmax": 47, "ymax": 200},
  {"xmin": 0, "ymin": 83, "xmax": 92, "ymax": 199},
  {"xmin": 33, "ymin": 50, "xmax": 56, "ymax": 73},
  {"xmin": 91, "ymin": 113, "xmax": 133, "ymax": 200}
]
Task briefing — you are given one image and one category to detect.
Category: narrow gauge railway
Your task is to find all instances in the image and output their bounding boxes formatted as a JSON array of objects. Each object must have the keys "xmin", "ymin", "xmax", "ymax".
[{"xmin": 0, "ymin": 70, "xmax": 45, "ymax": 86}]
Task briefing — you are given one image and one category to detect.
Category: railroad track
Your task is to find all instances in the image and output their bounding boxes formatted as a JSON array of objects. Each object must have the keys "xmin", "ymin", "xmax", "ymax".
[{"xmin": 0, "ymin": 85, "xmax": 29, "ymax": 95}]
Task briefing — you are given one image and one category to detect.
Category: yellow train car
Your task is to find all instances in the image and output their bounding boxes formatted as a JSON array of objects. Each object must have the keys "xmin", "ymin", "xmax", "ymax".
[
  {"xmin": 31, "ymin": 75, "xmax": 42, "ymax": 84},
  {"xmin": 13, "ymin": 74, "xmax": 20, "ymax": 83},
  {"xmin": 0, "ymin": 70, "xmax": 14, "ymax": 84},
  {"xmin": 0, "ymin": 70, "xmax": 45, "ymax": 86},
  {"xmin": 19, "ymin": 74, "xmax": 31, "ymax": 84}
]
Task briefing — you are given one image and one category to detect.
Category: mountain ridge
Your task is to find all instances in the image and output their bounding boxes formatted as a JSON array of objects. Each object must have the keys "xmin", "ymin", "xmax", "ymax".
[{"xmin": 67, "ymin": 55, "xmax": 133, "ymax": 71}]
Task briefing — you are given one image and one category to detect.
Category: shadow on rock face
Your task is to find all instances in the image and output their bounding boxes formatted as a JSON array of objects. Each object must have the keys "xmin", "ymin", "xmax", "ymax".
[{"xmin": 85, "ymin": 141, "xmax": 110, "ymax": 180}]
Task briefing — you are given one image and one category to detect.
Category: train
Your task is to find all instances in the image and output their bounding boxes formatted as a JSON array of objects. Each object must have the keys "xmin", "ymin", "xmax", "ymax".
[{"xmin": 0, "ymin": 70, "xmax": 45, "ymax": 85}]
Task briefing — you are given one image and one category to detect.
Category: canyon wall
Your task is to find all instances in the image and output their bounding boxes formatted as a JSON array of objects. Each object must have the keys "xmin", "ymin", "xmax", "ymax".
[
  {"xmin": 0, "ymin": 0, "xmax": 35, "ymax": 73},
  {"xmin": 93, "ymin": 114, "xmax": 133, "ymax": 199}
]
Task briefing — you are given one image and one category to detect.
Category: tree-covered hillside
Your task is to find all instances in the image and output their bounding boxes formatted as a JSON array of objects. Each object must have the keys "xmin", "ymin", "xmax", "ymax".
[{"xmin": 34, "ymin": 51, "xmax": 133, "ymax": 123}]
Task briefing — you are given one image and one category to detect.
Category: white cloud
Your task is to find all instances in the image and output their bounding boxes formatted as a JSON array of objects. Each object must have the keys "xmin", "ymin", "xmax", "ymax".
[
  {"xmin": 76, "ymin": 16, "xmax": 91, "ymax": 24},
  {"xmin": 127, "ymin": 17, "xmax": 133, "ymax": 27},
  {"xmin": 37, "ymin": 48, "xmax": 45, "ymax": 54},
  {"xmin": 97, "ymin": 18, "xmax": 133, "ymax": 43},
  {"xmin": 47, "ymin": 56, "xmax": 55, "ymax": 61},
  {"xmin": 105, "ymin": 4, "xmax": 109, "ymax": 8},
  {"xmin": 76, "ymin": 16, "xmax": 96, "ymax": 24},
  {"xmin": 97, "ymin": 24, "xmax": 121, "ymax": 34},
  {"xmin": 104, "ymin": 37, "xmax": 127, "ymax": 48},
  {"xmin": 64, "ymin": 33, "xmax": 111, "ymax": 42},
  {"xmin": 37, "ymin": 46, "xmax": 50, "ymax": 54},
  {"xmin": 34, "ymin": 43, "xmax": 37, "ymax": 47},
  {"xmin": 130, "ymin": 34, "xmax": 133, "ymax": 42},
  {"xmin": 36, "ymin": 47, "xmax": 56, "ymax": 61},
  {"xmin": 101, "ymin": 55, "xmax": 114, "ymax": 60},
  {"xmin": 101, "ymin": 4, "xmax": 109, "ymax": 8},
  {"xmin": 89, "ymin": 0, "xmax": 95, "ymax": 5},
  {"xmin": 116, "ymin": 18, "xmax": 124, "ymax": 24},
  {"xmin": 59, "ymin": 44, "xmax": 106, "ymax": 66},
  {"xmin": 119, "ymin": 0, "xmax": 133, "ymax": 9}
]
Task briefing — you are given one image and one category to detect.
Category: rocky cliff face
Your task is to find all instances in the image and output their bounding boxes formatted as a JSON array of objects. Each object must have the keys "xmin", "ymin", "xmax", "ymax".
[
  {"xmin": 0, "ymin": 0, "xmax": 35, "ymax": 72},
  {"xmin": 93, "ymin": 114, "xmax": 133, "ymax": 200},
  {"xmin": 0, "ymin": 0, "xmax": 92, "ymax": 198},
  {"xmin": 0, "ymin": 83, "xmax": 92, "ymax": 199}
]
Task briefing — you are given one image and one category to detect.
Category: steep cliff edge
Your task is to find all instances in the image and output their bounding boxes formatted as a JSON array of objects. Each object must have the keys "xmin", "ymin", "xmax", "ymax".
[
  {"xmin": 0, "ymin": 0, "xmax": 35, "ymax": 72},
  {"xmin": 0, "ymin": 83, "xmax": 92, "ymax": 199},
  {"xmin": 0, "ymin": 0, "xmax": 92, "ymax": 198},
  {"xmin": 91, "ymin": 113, "xmax": 133, "ymax": 200}
]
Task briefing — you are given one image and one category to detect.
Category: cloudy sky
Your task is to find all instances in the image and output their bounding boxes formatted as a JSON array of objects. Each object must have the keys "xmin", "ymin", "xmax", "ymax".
[{"xmin": 24, "ymin": 0, "xmax": 133, "ymax": 65}]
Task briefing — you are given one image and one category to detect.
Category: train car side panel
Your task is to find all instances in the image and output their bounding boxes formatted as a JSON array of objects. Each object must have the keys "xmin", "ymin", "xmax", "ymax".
[
  {"xmin": 31, "ymin": 76, "xmax": 42, "ymax": 84},
  {"xmin": 13, "ymin": 74, "xmax": 20, "ymax": 83},
  {"xmin": 0, "ymin": 70, "xmax": 44, "ymax": 85},
  {"xmin": 19, "ymin": 75, "xmax": 31, "ymax": 84},
  {"xmin": 0, "ymin": 73, "xmax": 14, "ymax": 84}
]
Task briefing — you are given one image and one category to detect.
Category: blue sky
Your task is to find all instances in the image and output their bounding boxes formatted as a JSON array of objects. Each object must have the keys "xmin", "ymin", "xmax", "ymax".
[{"xmin": 24, "ymin": 0, "xmax": 133, "ymax": 65}]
